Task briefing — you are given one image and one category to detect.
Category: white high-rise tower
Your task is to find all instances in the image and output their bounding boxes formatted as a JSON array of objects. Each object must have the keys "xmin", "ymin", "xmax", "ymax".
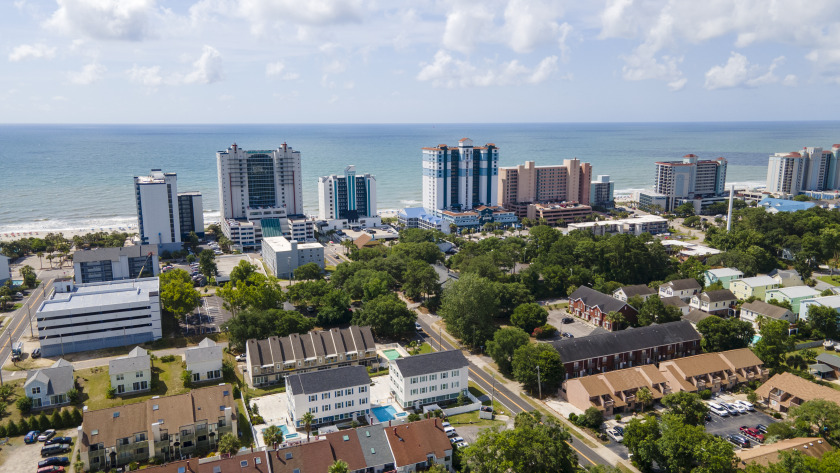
[
  {"xmin": 422, "ymin": 138, "xmax": 498, "ymax": 215},
  {"xmin": 318, "ymin": 165, "xmax": 377, "ymax": 221},
  {"xmin": 134, "ymin": 169, "xmax": 181, "ymax": 250}
]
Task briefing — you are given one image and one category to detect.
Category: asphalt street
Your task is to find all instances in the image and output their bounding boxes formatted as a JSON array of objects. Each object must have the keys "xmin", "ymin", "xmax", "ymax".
[
  {"xmin": 414, "ymin": 316, "xmax": 608, "ymax": 468},
  {"xmin": 0, "ymin": 279, "xmax": 50, "ymax": 374}
]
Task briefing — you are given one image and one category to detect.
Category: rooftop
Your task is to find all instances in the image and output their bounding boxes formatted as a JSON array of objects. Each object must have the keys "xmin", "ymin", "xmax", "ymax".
[
  {"xmin": 38, "ymin": 278, "xmax": 159, "ymax": 313},
  {"xmin": 286, "ymin": 365, "xmax": 370, "ymax": 394},
  {"xmin": 661, "ymin": 278, "xmax": 702, "ymax": 291},
  {"xmin": 766, "ymin": 286, "xmax": 821, "ymax": 299},
  {"xmin": 736, "ymin": 276, "xmax": 778, "ymax": 288},
  {"xmin": 184, "ymin": 338, "xmax": 223, "ymax": 365},
  {"xmin": 247, "ymin": 326, "xmax": 376, "ymax": 368},
  {"xmin": 614, "ymin": 285, "xmax": 656, "ymax": 298},
  {"xmin": 551, "ymin": 320, "xmax": 700, "ymax": 363},
  {"xmin": 756, "ymin": 372, "xmax": 840, "ymax": 406},
  {"xmin": 24, "ymin": 359, "xmax": 74, "ymax": 395},
  {"xmin": 385, "ymin": 418, "xmax": 451, "ymax": 468},
  {"xmin": 736, "ymin": 437, "xmax": 832, "ymax": 468},
  {"xmin": 706, "ymin": 268, "xmax": 743, "ymax": 278},
  {"xmin": 393, "ymin": 350, "xmax": 468, "ymax": 378},
  {"xmin": 698, "ymin": 289, "xmax": 736, "ymax": 303},
  {"xmin": 109, "ymin": 346, "xmax": 151, "ymax": 374},
  {"xmin": 72, "ymin": 245, "xmax": 158, "ymax": 263},
  {"xmin": 570, "ymin": 286, "xmax": 634, "ymax": 313}
]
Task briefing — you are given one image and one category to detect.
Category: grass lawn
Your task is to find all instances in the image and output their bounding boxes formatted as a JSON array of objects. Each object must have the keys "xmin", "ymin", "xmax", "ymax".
[
  {"xmin": 408, "ymin": 342, "xmax": 433, "ymax": 356},
  {"xmin": 75, "ymin": 358, "xmax": 188, "ymax": 411},
  {"xmin": 817, "ymin": 275, "xmax": 840, "ymax": 287},
  {"xmin": 238, "ymin": 399, "xmax": 254, "ymax": 447}
]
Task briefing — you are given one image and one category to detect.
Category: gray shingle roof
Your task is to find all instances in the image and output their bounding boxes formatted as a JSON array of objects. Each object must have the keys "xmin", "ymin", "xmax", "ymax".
[
  {"xmin": 247, "ymin": 326, "xmax": 375, "ymax": 368},
  {"xmin": 285, "ymin": 365, "xmax": 370, "ymax": 395},
  {"xmin": 661, "ymin": 296, "xmax": 689, "ymax": 308},
  {"xmin": 661, "ymin": 278, "xmax": 702, "ymax": 291},
  {"xmin": 551, "ymin": 320, "xmax": 700, "ymax": 363},
  {"xmin": 24, "ymin": 358, "xmax": 74, "ymax": 395},
  {"xmin": 184, "ymin": 338, "xmax": 222, "ymax": 365},
  {"xmin": 683, "ymin": 309, "xmax": 713, "ymax": 325},
  {"xmin": 700, "ymin": 289, "xmax": 736, "ymax": 303},
  {"xmin": 816, "ymin": 353, "xmax": 840, "ymax": 369},
  {"xmin": 356, "ymin": 424, "xmax": 396, "ymax": 467},
  {"xmin": 740, "ymin": 300, "xmax": 793, "ymax": 320},
  {"xmin": 615, "ymin": 285, "xmax": 656, "ymax": 299},
  {"xmin": 393, "ymin": 350, "xmax": 468, "ymax": 378},
  {"xmin": 109, "ymin": 346, "xmax": 151, "ymax": 374},
  {"xmin": 570, "ymin": 286, "xmax": 634, "ymax": 313}
]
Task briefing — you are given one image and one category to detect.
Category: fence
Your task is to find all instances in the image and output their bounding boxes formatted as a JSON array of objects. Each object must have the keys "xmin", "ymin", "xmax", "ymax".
[
  {"xmin": 795, "ymin": 340, "xmax": 826, "ymax": 350},
  {"xmin": 441, "ymin": 391, "xmax": 482, "ymax": 417}
]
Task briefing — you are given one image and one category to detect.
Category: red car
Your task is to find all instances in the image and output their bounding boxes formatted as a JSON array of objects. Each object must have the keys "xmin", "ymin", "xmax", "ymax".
[
  {"xmin": 37, "ymin": 466, "xmax": 65, "ymax": 473},
  {"xmin": 740, "ymin": 426, "xmax": 765, "ymax": 442}
]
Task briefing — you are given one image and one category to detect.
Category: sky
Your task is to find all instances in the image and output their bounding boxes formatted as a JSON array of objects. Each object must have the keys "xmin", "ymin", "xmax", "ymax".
[{"xmin": 2, "ymin": 0, "xmax": 840, "ymax": 124}]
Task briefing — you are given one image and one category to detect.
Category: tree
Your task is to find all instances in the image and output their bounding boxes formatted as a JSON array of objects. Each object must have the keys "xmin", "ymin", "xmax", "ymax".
[
  {"xmin": 37, "ymin": 412, "xmax": 50, "ymax": 431},
  {"xmin": 262, "ymin": 425, "xmax": 284, "ymax": 449},
  {"xmin": 790, "ymin": 399, "xmax": 840, "ymax": 437},
  {"xmin": 510, "ymin": 303, "xmax": 548, "ymax": 334},
  {"xmin": 753, "ymin": 319, "xmax": 794, "ymax": 368},
  {"xmin": 439, "ymin": 273, "xmax": 499, "ymax": 347},
  {"xmin": 806, "ymin": 305, "xmax": 840, "ymax": 339},
  {"xmin": 511, "ymin": 343, "xmax": 564, "ymax": 396},
  {"xmin": 328, "ymin": 460, "xmax": 349, "ymax": 473},
  {"xmin": 181, "ymin": 370, "xmax": 193, "ymax": 389},
  {"xmin": 697, "ymin": 316, "xmax": 755, "ymax": 352},
  {"xmin": 675, "ymin": 202, "xmax": 696, "ymax": 218},
  {"xmin": 159, "ymin": 269, "xmax": 201, "ymax": 318},
  {"xmin": 316, "ymin": 289, "xmax": 352, "ymax": 326},
  {"xmin": 623, "ymin": 415, "xmax": 662, "ymax": 472},
  {"xmin": 765, "ymin": 421, "xmax": 796, "ymax": 440},
  {"xmin": 636, "ymin": 387, "xmax": 654, "ymax": 413},
  {"xmin": 486, "ymin": 327, "xmax": 530, "ymax": 374},
  {"xmin": 302, "ymin": 412, "xmax": 314, "ymax": 441},
  {"xmin": 0, "ymin": 384, "xmax": 13, "ymax": 402},
  {"xmin": 60, "ymin": 409, "xmax": 74, "ymax": 428},
  {"xmin": 229, "ymin": 260, "xmax": 257, "ymax": 285},
  {"xmin": 402, "ymin": 260, "xmax": 440, "ymax": 301},
  {"xmin": 461, "ymin": 412, "xmax": 577, "ymax": 473},
  {"xmin": 657, "ymin": 416, "xmax": 712, "ymax": 473},
  {"xmin": 352, "ymin": 294, "xmax": 415, "ymax": 338},
  {"xmin": 15, "ymin": 396, "xmax": 32, "ymax": 415},
  {"xmin": 222, "ymin": 308, "xmax": 314, "ymax": 351},
  {"xmin": 579, "ymin": 407, "xmax": 604, "ymax": 430},
  {"xmin": 661, "ymin": 391, "xmax": 709, "ymax": 426},
  {"xmin": 787, "ymin": 354, "xmax": 808, "ymax": 371},
  {"xmin": 20, "ymin": 265, "xmax": 37, "ymax": 288},
  {"xmin": 218, "ymin": 433, "xmax": 240, "ymax": 456},
  {"xmin": 636, "ymin": 296, "xmax": 681, "ymax": 327},
  {"xmin": 199, "ymin": 249, "xmax": 218, "ymax": 279},
  {"xmin": 294, "ymin": 262, "xmax": 323, "ymax": 281}
]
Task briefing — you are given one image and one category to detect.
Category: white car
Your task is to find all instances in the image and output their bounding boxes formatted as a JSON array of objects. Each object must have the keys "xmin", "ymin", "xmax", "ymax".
[
  {"xmin": 455, "ymin": 441, "xmax": 469, "ymax": 448},
  {"xmin": 708, "ymin": 402, "xmax": 729, "ymax": 417},
  {"xmin": 736, "ymin": 400, "xmax": 755, "ymax": 411},
  {"xmin": 441, "ymin": 422, "xmax": 451, "ymax": 428},
  {"xmin": 450, "ymin": 436, "xmax": 464, "ymax": 445},
  {"xmin": 729, "ymin": 402, "xmax": 747, "ymax": 415},
  {"xmin": 607, "ymin": 429, "xmax": 624, "ymax": 443},
  {"xmin": 235, "ymin": 353, "xmax": 247, "ymax": 362}
]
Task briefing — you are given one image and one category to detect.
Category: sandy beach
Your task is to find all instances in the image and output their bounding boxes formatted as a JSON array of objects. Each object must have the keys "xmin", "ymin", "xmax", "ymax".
[{"xmin": 0, "ymin": 224, "xmax": 140, "ymax": 243}]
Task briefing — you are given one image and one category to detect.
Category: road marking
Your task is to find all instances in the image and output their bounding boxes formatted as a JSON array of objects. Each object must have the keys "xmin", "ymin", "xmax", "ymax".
[{"xmin": 421, "ymin": 322, "xmax": 602, "ymax": 467}]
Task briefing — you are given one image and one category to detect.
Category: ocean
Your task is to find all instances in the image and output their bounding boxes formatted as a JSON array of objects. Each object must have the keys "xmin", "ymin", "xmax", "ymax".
[{"xmin": 0, "ymin": 122, "xmax": 838, "ymax": 233}]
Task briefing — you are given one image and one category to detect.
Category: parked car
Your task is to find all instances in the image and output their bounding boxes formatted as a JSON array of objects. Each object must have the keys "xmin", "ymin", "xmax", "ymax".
[
  {"xmin": 726, "ymin": 434, "xmax": 751, "ymax": 448},
  {"xmin": 45, "ymin": 437, "xmax": 72, "ymax": 446},
  {"xmin": 722, "ymin": 403, "xmax": 740, "ymax": 416},
  {"xmin": 235, "ymin": 353, "xmax": 247, "ymax": 362},
  {"xmin": 614, "ymin": 426, "xmax": 624, "ymax": 436},
  {"xmin": 607, "ymin": 428, "xmax": 624, "ymax": 443},
  {"xmin": 756, "ymin": 424, "xmax": 768, "ymax": 434},
  {"xmin": 450, "ymin": 436, "xmax": 464, "ymax": 445},
  {"xmin": 38, "ymin": 430, "xmax": 56, "ymax": 442},
  {"xmin": 38, "ymin": 457, "xmax": 70, "ymax": 468},
  {"xmin": 704, "ymin": 413, "xmax": 712, "ymax": 423},
  {"xmin": 562, "ymin": 332, "xmax": 574, "ymax": 338},
  {"xmin": 444, "ymin": 427, "xmax": 456, "ymax": 437},
  {"xmin": 561, "ymin": 317, "xmax": 574, "ymax": 324},
  {"xmin": 740, "ymin": 426, "xmax": 765, "ymax": 443},
  {"xmin": 24, "ymin": 430, "xmax": 41, "ymax": 444},
  {"xmin": 441, "ymin": 422, "xmax": 451, "ymax": 428},
  {"xmin": 736, "ymin": 400, "xmax": 755, "ymax": 411},
  {"xmin": 31, "ymin": 347, "xmax": 41, "ymax": 359},
  {"xmin": 729, "ymin": 403, "xmax": 747, "ymax": 415},
  {"xmin": 41, "ymin": 444, "xmax": 71, "ymax": 457},
  {"xmin": 455, "ymin": 441, "xmax": 469, "ymax": 448},
  {"xmin": 37, "ymin": 466, "xmax": 65, "ymax": 473},
  {"xmin": 708, "ymin": 403, "xmax": 729, "ymax": 417}
]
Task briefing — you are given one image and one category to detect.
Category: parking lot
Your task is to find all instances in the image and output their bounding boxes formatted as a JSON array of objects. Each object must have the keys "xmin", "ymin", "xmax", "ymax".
[
  {"xmin": 545, "ymin": 306, "xmax": 608, "ymax": 339},
  {"xmin": 180, "ymin": 294, "xmax": 232, "ymax": 336},
  {"xmin": 1, "ymin": 428, "xmax": 77, "ymax": 473},
  {"xmin": 704, "ymin": 406, "xmax": 777, "ymax": 448}
]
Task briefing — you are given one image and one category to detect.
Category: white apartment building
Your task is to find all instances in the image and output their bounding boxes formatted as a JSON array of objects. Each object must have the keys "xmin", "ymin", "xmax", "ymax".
[
  {"xmin": 217, "ymin": 143, "xmax": 305, "ymax": 248},
  {"xmin": 650, "ymin": 155, "xmax": 727, "ymax": 212},
  {"xmin": 73, "ymin": 245, "xmax": 159, "ymax": 284},
  {"xmin": 567, "ymin": 215, "xmax": 669, "ymax": 236},
  {"xmin": 36, "ymin": 278, "xmax": 162, "ymax": 357},
  {"xmin": 109, "ymin": 346, "xmax": 152, "ymax": 395},
  {"xmin": 134, "ymin": 169, "xmax": 181, "ymax": 251},
  {"xmin": 261, "ymin": 236, "xmax": 324, "ymax": 279},
  {"xmin": 390, "ymin": 350, "xmax": 469, "ymax": 410},
  {"xmin": 177, "ymin": 191, "xmax": 204, "ymax": 239},
  {"xmin": 286, "ymin": 365, "xmax": 371, "ymax": 427},
  {"xmin": 183, "ymin": 338, "xmax": 223, "ymax": 383},
  {"xmin": 766, "ymin": 146, "xmax": 840, "ymax": 196},
  {"xmin": 422, "ymin": 138, "xmax": 498, "ymax": 215},
  {"xmin": 318, "ymin": 165, "xmax": 378, "ymax": 221},
  {"xmin": 590, "ymin": 174, "xmax": 615, "ymax": 208},
  {"xmin": 0, "ymin": 254, "xmax": 10, "ymax": 284}
]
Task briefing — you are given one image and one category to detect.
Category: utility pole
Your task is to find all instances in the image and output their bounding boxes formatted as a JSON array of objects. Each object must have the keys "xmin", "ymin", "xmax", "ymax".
[
  {"xmin": 536, "ymin": 365, "xmax": 542, "ymax": 400},
  {"xmin": 27, "ymin": 303, "xmax": 34, "ymax": 337}
]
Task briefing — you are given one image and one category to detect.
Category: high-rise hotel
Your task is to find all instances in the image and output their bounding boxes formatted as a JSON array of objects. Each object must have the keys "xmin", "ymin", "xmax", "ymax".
[
  {"xmin": 639, "ymin": 155, "xmax": 727, "ymax": 213},
  {"xmin": 134, "ymin": 169, "xmax": 205, "ymax": 252},
  {"xmin": 216, "ymin": 143, "xmax": 313, "ymax": 249},
  {"xmin": 498, "ymin": 159, "xmax": 592, "ymax": 218},
  {"xmin": 318, "ymin": 165, "xmax": 377, "ymax": 223},
  {"xmin": 422, "ymin": 138, "xmax": 499, "ymax": 215},
  {"xmin": 766, "ymin": 146, "xmax": 840, "ymax": 196}
]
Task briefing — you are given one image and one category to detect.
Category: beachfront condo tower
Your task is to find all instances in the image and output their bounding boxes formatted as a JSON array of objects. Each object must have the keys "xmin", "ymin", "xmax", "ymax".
[
  {"xmin": 421, "ymin": 138, "xmax": 498, "ymax": 215},
  {"xmin": 639, "ymin": 155, "xmax": 727, "ymax": 213},
  {"xmin": 766, "ymin": 146, "xmax": 840, "ymax": 196},
  {"xmin": 498, "ymin": 159, "xmax": 593, "ymax": 218},
  {"xmin": 134, "ymin": 169, "xmax": 181, "ymax": 251},
  {"xmin": 318, "ymin": 165, "xmax": 378, "ymax": 222},
  {"xmin": 216, "ymin": 143, "xmax": 311, "ymax": 250}
]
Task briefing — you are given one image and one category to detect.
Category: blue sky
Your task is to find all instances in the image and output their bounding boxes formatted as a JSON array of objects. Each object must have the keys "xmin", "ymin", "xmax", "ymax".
[{"xmin": 2, "ymin": 0, "xmax": 839, "ymax": 123}]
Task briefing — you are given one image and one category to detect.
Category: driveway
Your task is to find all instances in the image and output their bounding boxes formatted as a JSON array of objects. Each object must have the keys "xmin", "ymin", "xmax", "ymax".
[{"xmin": 546, "ymin": 307, "xmax": 607, "ymax": 340}]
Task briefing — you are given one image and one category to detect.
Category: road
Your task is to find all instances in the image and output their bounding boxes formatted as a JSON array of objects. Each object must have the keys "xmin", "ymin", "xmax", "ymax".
[
  {"xmin": 414, "ymin": 316, "xmax": 607, "ymax": 468},
  {"xmin": 0, "ymin": 279, "xmax": 51, "ymax": 373}
]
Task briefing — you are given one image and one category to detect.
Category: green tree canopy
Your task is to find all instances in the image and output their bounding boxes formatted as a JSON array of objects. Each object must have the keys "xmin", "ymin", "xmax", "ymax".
[
  {"xmin": 402, "ymin": 260, "xmax": 440, "ymax": 301},
  {"xmin": 636, "ymin": 296, "xmax": 682, "ymax": 327},
  {"xmin": 218, "ymin": 433, "xmax": 240, "ymax": 456},
  {"xmin": 697, "ymin": 316, "xmax": 755, "ymax": 352},
  {"xmin": 790, "ymin": 399, "xmax": 840, "ymax": 437},
  {"xmin": 351, "ymin": 294, "xmax": 415, "ymax": 338},
  {"xmin": 510, "ymin": 303, "xmax": 548, "ymax": 334},
  {"xmin": 439, "ymin": 273, "xmax": 499, "ymax": 347},
  {"xmin": 222, "ymin": 308, "xmax": 314, "ymax": 351},
  {"xmin": 511, "ymin": 343, "xmax": 564, "ymax": 395},
  {"xmin": 198, "ymin": 249, "xmax": 218, "ymax": 279},
  {"xmin": 486, "ymin": 327, "xmax": 530, "ymax": 375},
  {"xmin": 294, "ymin": 262, "xmax": 323, "ymax": 281},
  {"xmin": 661, "ymin": 391, "xmax": 709, "ymax": 426},
  {"xmin": 805, "ymin": 305, "xmax": 840, "ymax": 340},
  {"xmin": 753, "ymin": 319, "xmax": 794, "ymax": 368},
  {"xmin": 159, "ymin": 269, "xmax": 200, "ymax": 318}
]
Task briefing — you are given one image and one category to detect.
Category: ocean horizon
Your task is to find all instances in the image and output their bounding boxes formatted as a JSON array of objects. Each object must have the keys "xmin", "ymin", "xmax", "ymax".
[{"xmin": 1, "ymin": 121, "xmax": 837, "ymax": 234}]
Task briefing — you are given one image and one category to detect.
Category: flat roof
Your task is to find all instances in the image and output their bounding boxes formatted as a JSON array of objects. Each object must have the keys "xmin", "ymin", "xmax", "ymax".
[{"xmin": 38, "ymin": 278, "xmax": 158, "ymax": 313}]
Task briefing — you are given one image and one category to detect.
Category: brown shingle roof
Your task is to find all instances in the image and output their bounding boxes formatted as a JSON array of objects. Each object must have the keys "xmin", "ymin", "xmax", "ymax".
[
  {"xmin": 740, "ymin": 301, "xmax": 793, "ymax": 320},
  {"xmin": 385, "ymin": 418, "xmax": 451, "ymax": 468},
  {"xmin": 736, "ymin": 437, "xmax": 833, "ymax": 468},
  {"xmin": 664, "ymin": 349, "xmax": 762, "ymax": 378},
  {"xmin": 755, "ymin": 372, "xmax": 840, "ymax": 405},
  {"xmin": 700, "ymin": 289, "xmax": 736, "ymax": 303},
  {"xmin": 661, "ymin": 278, "xmax": 702, "ymax": 291}
]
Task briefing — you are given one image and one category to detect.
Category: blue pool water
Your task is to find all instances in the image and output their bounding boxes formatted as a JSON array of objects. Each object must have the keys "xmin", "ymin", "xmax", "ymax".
[
  {"xmin": 372, "ymin": 405, "xmax": 397, "ymax": 422},
  {"xmin": 279, "ymin": 425, "xmax": 290, "ymax": 435}
]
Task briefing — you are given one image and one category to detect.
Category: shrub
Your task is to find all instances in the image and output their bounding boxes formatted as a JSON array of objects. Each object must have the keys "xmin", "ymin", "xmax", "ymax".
[
  {"xmin": 51, "ymin": 411, "xmax": 63, "ymax": 429},
  {"xmin": 457, "ymin": 392, "xmax": 468, "ymax": 406},
  {"xmin": 773, "ymin": 412, "xmax": 782, "ymax": 419},
  {"xmin": 233, "ymin": 385, "xmax": 241, "ymax": 399},
  {"xmin": 407, "ymin": 413, "xmax": 421, "ymax": 422},
  {"xmin": 579, "ymin": 407, "xmax": 604, "ymax": 430},
  {"xmin": 747, "ymin": 391, "xmax": 759, "ymax": 404},
  {"xmin": 72, "ymin": 407, "xmax": 83, "ymax": 425},
  {"xmin": 614, "ymin": 414, "xmax": 622, "ymax": 422},
  {"xmin": 74, "ymin": 461, "xmax": 85, "ymax": 473},
  {"xmin": 15, "ymin": 396, "xmax": 33, "ymax": 415},
  {"xmin": 0, "ymin": 424, "xmax": 6, "ymax": 437},
  {"xmin": 698, "ymin": 389, "xmax": 712, "ymax": 400},
  {"xmin": 181, "ymin": 370, "xmax": 193, "ymax": 389},
  {"xmin": 534, "ymin": 324, "xmax": 558, "ymax": 340},
  {"xmin": 128, "ymin": 462, "xmax": 139, "ymax": 471},
  {"xmin": 251, "ymin": 415, "xmax": 264, "ymax": 425},
  {"xmin": 160, "ymin": 354, "xmax": 177, "ymax": 363},
  {"xmin": 18, "ymin": 417, "xmax": 29, "ymax": 433},
  {"xmin": 251, "ymin": 403, "xmax": 260, "ymax": 416},
  {"xmin": 61, "ymin": 409, "xmax": 74, "ymax": 428},
  {"xmin": 6, "ymin": 420, "xmax": 18, "ymax": 437},
  {"xmin": 568, "ymin": 413, "xmax": 578, "ymax": 423},
  {"xmin": 106, "ymin": 387, "xmax": 116, "ymax": 399},
  {"xmin": 67, "ymin": 388, "xmax": 80, "ymax": 403},
  {"xmin": 38, "ymin": 413, "xmax": 50, "ymax": 431}
]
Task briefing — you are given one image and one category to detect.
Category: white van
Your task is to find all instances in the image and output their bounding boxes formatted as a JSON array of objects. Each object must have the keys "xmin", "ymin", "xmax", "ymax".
[
  {"xmin": 444, "ymin": 426, "xmax": 456, "ymax": 437},
  {"xmin": 708, "ymin": 402, "xmax": 729, "ymax": 417}
]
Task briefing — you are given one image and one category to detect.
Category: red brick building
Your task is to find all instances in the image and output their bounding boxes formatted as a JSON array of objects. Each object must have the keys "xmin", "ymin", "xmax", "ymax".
[{"xmin": 568, "ymin": 286, "xmax": 638, "ymax": 331}]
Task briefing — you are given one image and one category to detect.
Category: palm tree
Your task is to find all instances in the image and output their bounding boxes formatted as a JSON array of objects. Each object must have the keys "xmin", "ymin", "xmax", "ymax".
[
  {"xmin": 636, "ymin": 387, "xmax": 654, "ymax": 413},
  {"xmin": 262, "ymin": 425, "xmax": 284, "ymax": 449},
  {"xmin": 36, "ymin": 252, "xmax": 43, "ymax": 269},
  {"xmin": 301, "ymin": 411, "xmax": 314, "ymax": 442},
  {"xmin": 328, "ymin": 460, "xmax": 349, "ymax": 473}
]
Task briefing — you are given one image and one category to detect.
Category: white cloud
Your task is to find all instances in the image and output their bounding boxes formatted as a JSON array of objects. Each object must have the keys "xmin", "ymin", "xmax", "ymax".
[
  {"xmin": 782, "ymin": 74, "xmax": 798, "ymax": 87},
  {"xmin": 503, "ymin": 0, "xmax": 567, "ymax": 54},
  {"xmin": 126, "ymin": 65, "xmax": 163, "ymax": 87},
  {"xmin": 265, "ymin": 62, "xmax": 299, "ymax": 80},
  {"xmin": 183, "ymin": 45, "xmax": 223, "ymax": 85},
  {"xmin": 236, "ymin": 0, "xmax": 364, "ymax": 34},
  {"xmin": 704, "ymin": 52, "xmax": 785, "ymax": 90},
  {"xmin": 45, "ymin": 0, "xmax": 158, "ymax": 41},
  {"xmin": 417, "ymin": 50, "xmax": 559, "ymax": 88},
  {"xmin": 442, "ymin": 5, "xmax": 495, "ymax": 54},
  {"xmin": 323, "ymin": 59, "xmax": 346, "ymax": 74},
  {"xmin": 8, "ymin": 43, "xmax": 57, "ymax": 62},
  {"xmin": 67, "ymin": 62, "xmax": 106, "ymax": 85}
]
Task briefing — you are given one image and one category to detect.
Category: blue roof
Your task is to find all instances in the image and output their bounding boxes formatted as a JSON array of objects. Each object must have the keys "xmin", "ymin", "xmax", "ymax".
[
  {"xmin": 399, "ymin": 207, "xmax": 443, "ymax": 224},
  {"xmin": 758, "ymin": 197, "xmax": 816, "ymax": 212}
]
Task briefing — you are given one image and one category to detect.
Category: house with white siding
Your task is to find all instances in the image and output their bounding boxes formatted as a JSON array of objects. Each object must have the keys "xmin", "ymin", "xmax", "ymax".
[
  {"xmin": 25, "ymin": 359, "xmax": 74, "ymax": 409},
  {"xmin": 184, "ymin": 338, "xmax": 223, "ymax": 383},
  {"xmin": 286, "ymin": 365, "xmax": 371, "ymax": 428},
  {"xmin": 109, "ymin": 346, "xmax": 151, "ymax": 395},
  {"xmin": 389, "ymin": 350, "xmax": 469, "ymax": 410}
]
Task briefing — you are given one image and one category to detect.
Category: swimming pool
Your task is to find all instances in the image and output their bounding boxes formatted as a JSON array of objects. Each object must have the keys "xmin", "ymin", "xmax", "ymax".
[
  {"xmin": 372, "ymin": 405, "xmax": 397, "ymax": 422},
  {"xmin": 280, "ymin": 425, "xmax": 290, "ymax": 435},
  {"xmin": 382, "ymin": 349, "xmax": 401, "ymax": 361}
]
